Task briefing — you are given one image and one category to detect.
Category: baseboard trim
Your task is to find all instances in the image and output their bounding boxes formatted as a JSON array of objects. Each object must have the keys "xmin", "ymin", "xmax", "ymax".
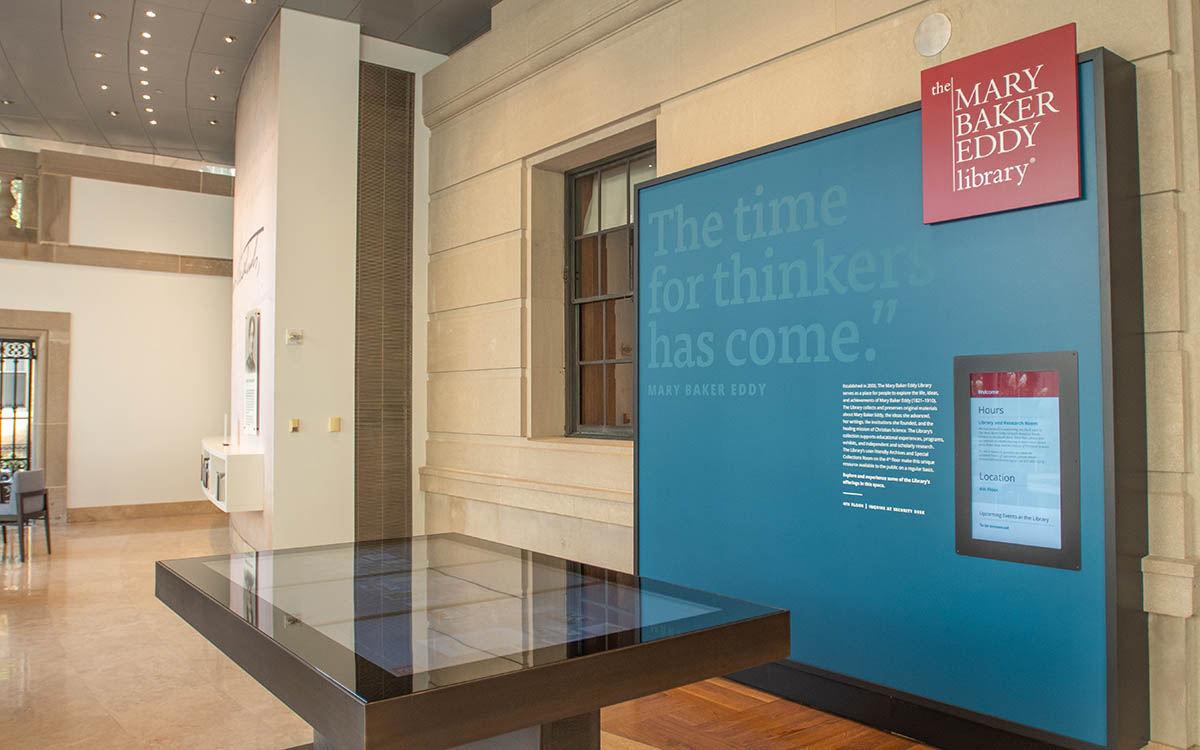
[
  {"xmin": 727, "ymin": 660, "xmax": 1103, "ymax": 750},
  {"xmin": 67, "ymin": 500, "xmax": 222, "ymax": 523}
]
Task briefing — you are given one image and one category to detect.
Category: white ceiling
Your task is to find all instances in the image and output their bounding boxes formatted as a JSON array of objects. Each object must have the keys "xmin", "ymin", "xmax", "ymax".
[{"xmin": 0, "ymin": 0, "xmax": 495, "ymax": 164}]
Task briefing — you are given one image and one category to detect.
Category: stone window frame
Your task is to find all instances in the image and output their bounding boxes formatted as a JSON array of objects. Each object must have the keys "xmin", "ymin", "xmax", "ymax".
[
  {"xmin": 563, "ymin": 145, "xmax": 655, "ymax": 438},
  {"xmin": 524, "ymin": 117, "xmax": 657, "ymax": 441}
]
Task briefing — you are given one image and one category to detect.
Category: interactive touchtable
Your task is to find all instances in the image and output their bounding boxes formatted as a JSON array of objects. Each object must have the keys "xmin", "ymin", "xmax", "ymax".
[{"xmin": 155, "ymin": 533, "xmax": 789, "ymax": 749}]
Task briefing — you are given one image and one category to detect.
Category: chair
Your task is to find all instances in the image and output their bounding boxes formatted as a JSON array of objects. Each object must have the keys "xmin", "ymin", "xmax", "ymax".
[{"xmin": 0, "ymin": 469, "xmax": 51, "ymax": 562}]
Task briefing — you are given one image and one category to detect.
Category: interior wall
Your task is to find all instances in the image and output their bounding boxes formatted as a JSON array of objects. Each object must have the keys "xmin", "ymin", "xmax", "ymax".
[
  {"xmin": 270, "ymin": 8, "xmax": 360, "ymax": 549},
  {"xmin": 421, "ymin": 0, "xmax": 1199, "ymax": 747},
  {"xmin": 230, "ymin": 14, "xmax": 280, "ymax": 551},
  {"xmin": 0, "ymin": 259, "xmax": 230, "ymax": 508},
  {"xmin": 69, "ymin": 177, "xmax": 233, "ymax": 259}
]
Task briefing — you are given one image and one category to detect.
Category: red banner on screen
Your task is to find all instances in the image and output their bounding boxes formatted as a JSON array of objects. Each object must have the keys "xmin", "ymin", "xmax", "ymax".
[
  {"xmin": 921, "ymin": 24, "xmax": 1080, "ymax": 224},
  {"xmin": 970, "ymin": 371, "xmax": 1060, "ymax": 398}
]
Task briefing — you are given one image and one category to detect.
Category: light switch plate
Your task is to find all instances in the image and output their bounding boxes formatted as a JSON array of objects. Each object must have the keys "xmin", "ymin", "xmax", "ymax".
[
  {"xmin": 289, "ymin": 418, "xmax": 300, "ymax": 433},
  {"xmin": 286, "ymin": 329, "xmax": 304, "ymax": 345},
  {"xmin": 328, "ymin": 417, "xmax": 341, "ymax": 433}
]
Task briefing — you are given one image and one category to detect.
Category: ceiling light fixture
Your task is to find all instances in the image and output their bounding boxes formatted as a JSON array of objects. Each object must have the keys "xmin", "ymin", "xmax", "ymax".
[
  {"xmin": 211, "ymin": 67, "xmax": 223, "ymax": 76},
  {"xmin": 108, "ymin": 110, "xmax": 118, "ymax": 116},
  {"xmin": 138, "ymin": 65, "xmax": 148, "ymax": 72},
  {"xmin": 92, "ymin": 51, "xmax": 104, "ymax": 58},
  {"xmin": 144, "ymin": 107, "xmax": 154, "ymax": 113},
  {"xmin": 145, "ymin": 10, "xmax": 156, "ymax": 17},
  {"xmin": 91, "ymin": 12, "xmax": 104, "ymax": 20},
  {"xmin": 208, "ymin": 94, "xmax": 218, "ymax": 102},
  {"xmin": 149, "ymin": 119, "xmax": 157, "ymax": 125},
  {"xmin": 140, "ymin": 80, "xmax": 149, "ymax": 86},
  {"xmin": 138, "ymin": 49, "xmax": 149, "ymax": 55},
  {"xmin": 223, "ymin": 35, "xmax": 236, "ymax": 44},
  {"xmin": 99, "ymin": 83, "xmax": 109, "ymax": 90},
  {"xmin": 1, "ymin": 100, "xmax": 12, "ymax": 105},
  {"xmin": 244, "ymin": 0, "xmax": 256, "ymax": 5},
  {"xmin": 141, "ymin": 31, "xmax": 152, "ymax": 39},
  {"xmin": 209, "ymin": 119, "xmax": 219, "ymax": 125},
  {"xmin": 141, "ymin": 94, "xmax": 151, "ymax": 100}
]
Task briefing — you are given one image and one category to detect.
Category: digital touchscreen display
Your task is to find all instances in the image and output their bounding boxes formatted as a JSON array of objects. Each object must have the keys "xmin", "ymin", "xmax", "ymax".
[
  {"xmin": 969, "ymin": 370, "xmax": 1062, "ymax": 549},
  {"xmin": 954, "ymin": 351, "xmax": 1080, "ymax": 570}
]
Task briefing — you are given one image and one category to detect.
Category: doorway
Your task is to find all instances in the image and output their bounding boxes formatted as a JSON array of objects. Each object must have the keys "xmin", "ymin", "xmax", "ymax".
[{"xmin": 0, "ymin": 338, "xmax": 35, "ymax": 472}]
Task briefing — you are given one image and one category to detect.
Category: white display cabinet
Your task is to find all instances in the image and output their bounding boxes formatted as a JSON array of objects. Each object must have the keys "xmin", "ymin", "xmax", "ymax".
[{"xmin": 200, "ymin": 437, "xmax": 264, "ymax": 512}]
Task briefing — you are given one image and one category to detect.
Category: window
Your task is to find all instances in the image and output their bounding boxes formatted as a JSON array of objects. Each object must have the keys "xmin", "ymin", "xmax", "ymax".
[
  {"xmin": 566, "ymin": 147, "xmax": 655, "ymax": 437},
  {"xmin": 0, "ymin": 339, "xmax": 35, "ymax": 472},
  {"xmin": 9, "ymin": 177, "xmax": 23, "ymax": 229}
]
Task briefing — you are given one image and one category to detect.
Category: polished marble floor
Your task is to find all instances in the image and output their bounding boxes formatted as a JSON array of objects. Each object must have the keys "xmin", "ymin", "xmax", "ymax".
[
  {"xmin": 1, "ymin": 516, "xmax": 928, "ymax": 750},
  {"xmin": 1, "ymin": 515, "xmax": 315, "ymax": 750}
]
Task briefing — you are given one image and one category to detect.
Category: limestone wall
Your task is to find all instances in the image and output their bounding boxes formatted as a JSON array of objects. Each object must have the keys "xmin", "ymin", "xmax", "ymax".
[{"xmin": 421, "ymin": 2, "xmax": 1199, "ymax": 745}]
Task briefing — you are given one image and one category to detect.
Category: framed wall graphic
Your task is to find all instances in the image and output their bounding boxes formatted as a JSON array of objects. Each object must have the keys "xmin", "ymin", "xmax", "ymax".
[
  {"xmin": 635, "ymin": 50, "xmax": 1146, "ymax": 750},
  {"xmin": 243, "ymin": 309, "xmax": 260, "ymax": 436}
]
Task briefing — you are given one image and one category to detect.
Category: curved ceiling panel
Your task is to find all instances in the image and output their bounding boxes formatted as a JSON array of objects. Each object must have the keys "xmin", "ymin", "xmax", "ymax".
[{"xmin": 0, "ymin": 0, "xmax": 494, "ymax": 165}]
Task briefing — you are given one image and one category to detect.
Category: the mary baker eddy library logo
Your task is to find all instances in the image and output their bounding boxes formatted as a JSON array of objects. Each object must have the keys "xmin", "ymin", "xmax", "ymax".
[{"xmin": 920, "ymin": 23, "xmax": 1080, "ymax": 224}]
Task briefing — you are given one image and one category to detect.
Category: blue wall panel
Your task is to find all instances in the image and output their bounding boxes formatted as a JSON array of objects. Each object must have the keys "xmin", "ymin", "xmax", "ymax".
[{"xmin": 637, "ymin": 63, "xmax": 1106, "ymax": 745}]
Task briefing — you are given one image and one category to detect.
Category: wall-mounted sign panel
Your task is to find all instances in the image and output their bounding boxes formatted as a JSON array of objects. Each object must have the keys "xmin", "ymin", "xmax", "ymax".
[
  {"xmin": 921, "ymin": 24, "xmax": 1080, "ymax": 223},
  {"xmin": 637, "ymin": 53, "xmax": 1145, "ymax": 750}
]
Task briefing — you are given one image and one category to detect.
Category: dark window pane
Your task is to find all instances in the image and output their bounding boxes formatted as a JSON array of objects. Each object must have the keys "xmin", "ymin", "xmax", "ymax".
[
  {"xmin": 611, "ymin": 298, "xmax": 634, "ymax": 360},
  {"xmin": 579, "ymin": 365, "xmax": 604, "ymax": 426},
  {"xmin": 575, "ymin": 173, "xmax": 598, "ymax": 235},
  {"xmin": 610, "ymin": 363, "xmax": 633, "ymax": 426},
  {"xmin": 579, "ymin": 302, "xmax": 604, "ymax": 362},
  {"xmin": 574, "ymin": 237, "xmax": 599, "ymax": 298},
  {"xmin": 600, "ymin": 229, "xmax": 630, "ymax": 295}
]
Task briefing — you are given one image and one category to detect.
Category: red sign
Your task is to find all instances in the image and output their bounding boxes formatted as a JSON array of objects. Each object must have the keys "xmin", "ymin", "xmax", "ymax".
[
  {"xmin": 970, "ymin": 370, "xmax": 1060, "ymax": 398},
  {"xmin": 921, "ymin": 24, "xmax": 1080, "ymax": 224}
]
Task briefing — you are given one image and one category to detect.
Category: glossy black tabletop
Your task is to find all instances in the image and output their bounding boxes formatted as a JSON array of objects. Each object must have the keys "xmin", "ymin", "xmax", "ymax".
[{"xmin": 158, "ymin": 533, "xmax": 783, "ymax": 703}]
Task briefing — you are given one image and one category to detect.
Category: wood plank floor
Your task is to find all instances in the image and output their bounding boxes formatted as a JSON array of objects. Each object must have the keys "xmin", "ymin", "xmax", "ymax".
[{"xmin": 600, "ymin": 678, "xmax": 938, "ymax": 750}]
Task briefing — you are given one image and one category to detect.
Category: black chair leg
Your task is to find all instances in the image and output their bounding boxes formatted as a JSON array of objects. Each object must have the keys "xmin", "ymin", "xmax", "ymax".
[
  {"xmin": 18, "ymin": 520, "xmax": 26, "ymax": 563},
  {"xmin": 44, "ymin": 516, "xmax": 51, "ymax": 554}
]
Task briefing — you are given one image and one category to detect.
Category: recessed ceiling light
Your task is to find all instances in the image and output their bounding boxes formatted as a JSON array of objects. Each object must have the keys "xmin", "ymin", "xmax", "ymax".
[
  {"xmin": 138, "ymin": 65, "xmax": 149, "ymax": 72},
  {"xmin": 92, "ymin": 51, "xmax": 104, "ymax": 58},
  {"xmin": 108, "ymin": 110, "xmax": 118, "ymax": 116},
  {"xmin": 99, "ymin": 83, "xmax": 109, "ymax": 90},
  {"xmin": 142, "ymin": 94, "xmax": 151, "ymax": 100},
  {"xmin": 244, "ymin": 0, "xmax": 256, "ymax": 4},
  {"xmin": 139, "ymin": 80, "xmax": 149, "ymax": 86},
  {"xmin": 141, "ymin": 31, "xmax": 152, "ymax": 39},
  {"xmin": 149, "ymin": 119, "xmax": 158, "ymax": 125},
  {"xmin": 144, "ymin": 107, "xmax": 154, "ymax": 113},
  {"xmin": 209, "ymin": 119, "xmax": 219, "ymax": 125},
  {"xmin": 90, "ymin": 12, "xmax": 104, "ymax": 20},
  {"xmin": 208, "ymin": 95, "xmax": 218, "ymax": 102},
  {"xmin": 223, "ymin": 35, "xmax": 236, "ymax": 44},
  {"xmin": 145, "ymin": 10, "xmax": 156, "ymax": 17},
  {"xmin": 138, "ymin": 49, "xmax": 149, "ymax": 55},
  {"xmin": 211, "ymin": 67, "xmax": 223, "ymax": 76},
  {"xmin": 1, "ymin": 100, "xmax": 12, "ymax": 105}
]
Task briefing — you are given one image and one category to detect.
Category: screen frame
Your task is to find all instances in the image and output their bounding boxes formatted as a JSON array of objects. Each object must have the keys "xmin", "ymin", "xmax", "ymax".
[{"xmin": 953, "ymin": 350, "xmax": 1082, "ymax": 570}]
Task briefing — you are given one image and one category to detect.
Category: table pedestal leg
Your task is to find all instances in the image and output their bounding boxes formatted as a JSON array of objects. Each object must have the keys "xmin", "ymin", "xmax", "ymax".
[{"xmin": 308, "ymin": 709, "xmax": 599, "ymax": 750}]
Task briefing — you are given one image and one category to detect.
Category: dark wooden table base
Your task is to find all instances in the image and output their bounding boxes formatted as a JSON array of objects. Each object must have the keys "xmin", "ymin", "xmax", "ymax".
[{"xmin": 292, "ymin": 711, "xmax": 600, "ymax": 750}]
